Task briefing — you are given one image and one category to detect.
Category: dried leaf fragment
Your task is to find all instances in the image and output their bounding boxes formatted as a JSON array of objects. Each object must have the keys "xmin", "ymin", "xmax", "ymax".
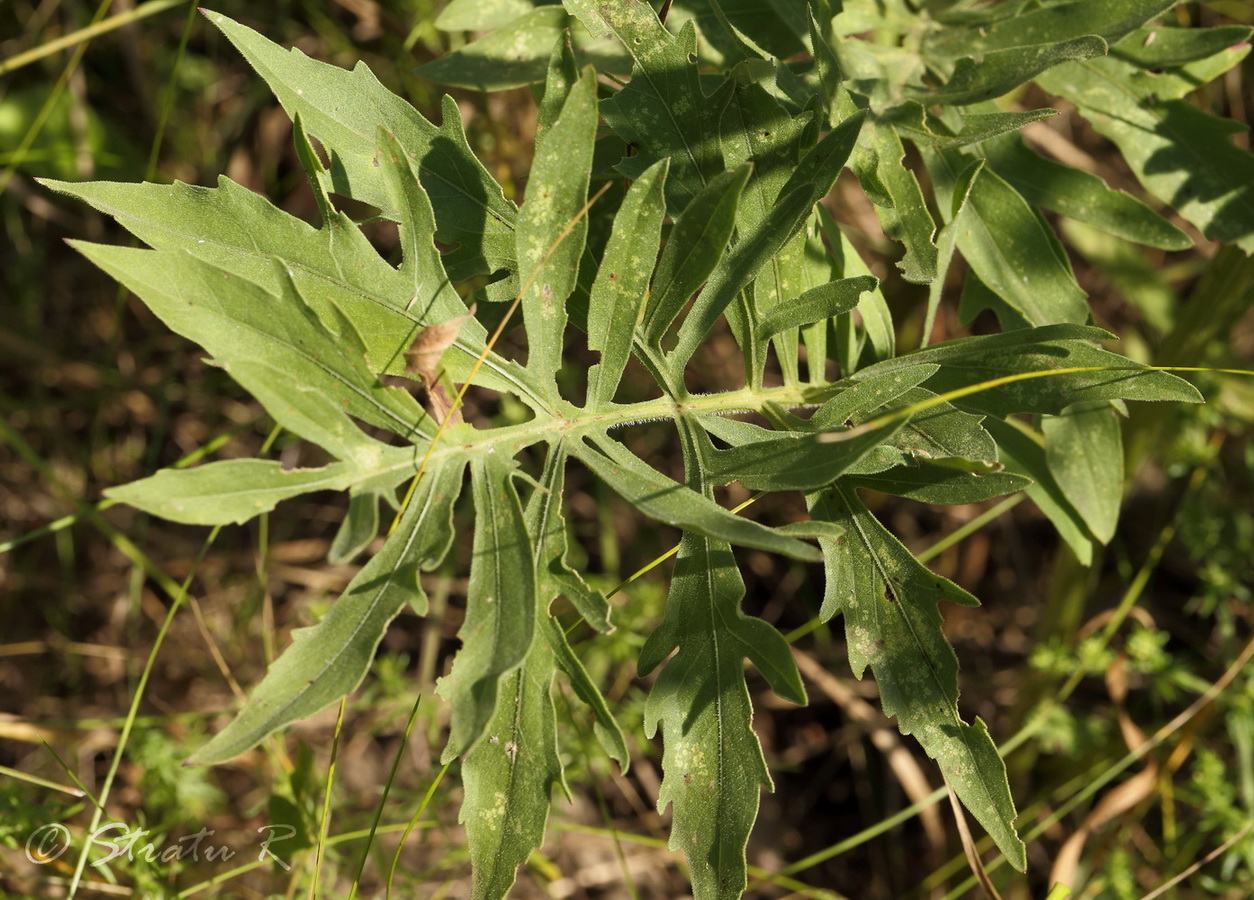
[{"xmin": 404, "ymin": 304, "xmax": 476, "ymax": 424}]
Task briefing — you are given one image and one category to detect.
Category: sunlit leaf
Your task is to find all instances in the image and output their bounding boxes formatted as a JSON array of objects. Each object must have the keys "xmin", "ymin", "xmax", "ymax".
[
  {"xmin": 1111, "ymin": 24, "xmax": 1254, "ymax": 67},
  {"xmin": 52, "ymin": 7, "xmax": 1246, "ymax": 896},
  {"xmin": 328, "ymin": 489, "xmax": 381, "ymax": 565},
  {"xmin": 517, "ymin": 65, "xmax": 598, "ymax": 389},
  {"xmin": 927, "ymin": 156, "xmax": 1091, "ymax": 328},
  {"xmin": 853, "ymin": 119, "xmax": 938, "ymax": 283},
  {"xmin": 1037, "ymin": 51, "xmax": 1254, "ymax": 252},
  {"xmin": 979, "ymin": 134, "xmax": 1191, "ymax": 251},
  {"xmin": 586, "ymin": 159, "xmax": 668, "ymax": 408},
  {"xmin": 106, "ymin": 460, "xmax": 356, "ymax": 527},
  {"xmin": 69, "ymin": 243, "xmax": 427, "ymax": 458},
  {"xmin": 564, "ymin": 0, "xmax": 719, "ymax": 210},
  {"xmin": 706, "ymin": 420, "xmax": 905, "ymax": 492},
  {"xmin": 924, "ymin": 0, "xmax": 1176, "ymax": 57},
  {"xmin": 983, "ymin": 417, "xmax": 1096, "ymax": 565},
  {"xmin": 851, "ymin": 465, "xmax": 1031, "ymax": 505},
  {"xmin": 203, "ymin": 11, "xmax": 519, "ymax": 279},
  {"xmin": 643, "ymin": 165, "xmax": 749, "ymax": 344},
  {"xmin": 416, "ymin": 8, "xmax": 570, "ymax": 90},
  {"xmin": 914, "ymin": 37, "xmax": 1108, "ymax": 106},
  {"xmin": 187, "ymin": 459, "xmax": 464, "ymax": 765}
]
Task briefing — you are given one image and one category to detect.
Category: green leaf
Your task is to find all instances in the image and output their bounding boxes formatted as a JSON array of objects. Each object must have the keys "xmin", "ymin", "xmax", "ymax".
[
  {"xmin": 886, "ymin": 102, "xmax": 1059, "ymax": 149},
  {"xmin": 531, "ymin": 442, "xmax": 612, "ymax": 633},
  {"xmin": 1111, "ymin": 25, "xmax": 1254, "ymax": 68},
  {"xmin": 981, "ymin": 134, "xmax": 1191, "ymax": 251},
  {"xmin": 458, "ymin": 439, "xmax": 627, "ymax": 899},
  {"xmin": 106, "ymin": 460, "xmax": 357, "ymax": 526},
  {"xmin": 818, "ymin": 206, "xmax": 895, "ymax": 370},
  {"xmin": 355, "ymin": 460, "xmax": 464, "ymax": 619},
  {"xmin": 706, "ymin": 420, "xmax": 905, "ymax": 491},
  {"xmin": 859, "ymin": 323, "xmax": 1112, "ymax": 370},
  {"xmin": 776, "ymin": 219, "xmax": 845, "ymax": 384},
  {"xmin": 643, "ymin": 165, "xmax": 750, "ymax": 344},
  {"xmin": 914, "ymin": 339, "xmax": 1204, "ymax": 417},
  {"xmin": 518, "ymin": 66, "xmax": 598, "ymax": 389},
  {"xmin": 564, "ymin": 0, "xmax": 719, "ymax": 211},
  {"xmin": 755, "ymin": 275, "xmax": 877, "ymax": 342},
  {"xmin": 675, "ymin": 112, "xmax": 866, "ymax": 364},
  {"xmin": 460, "ymin": 622, "xmax": 563, "ymax": 900},
  {"xmin": 440, "ymin": 454, "xmax": 538, "ymax": 761},
  {"xmin": 546, "ymin": 617, "xmax": 628, "ymax": 769},
  {"xmin": 924, "ymin": 0, "xmax": 1175, "ymax": 56},
  {"xmin": 809, "ymin": 484, "xmax": 1025, "ymax": 871},
  {"xmin": 69, "ymin": 244, "xmax": 427, "ymax": 459},
  {"xmin": 913, "ymin": 36, "xmax": 1108, "ymax": 106},
  {"xmin": 859, "ymin": 387, "xmax": 1001, "ymax": 470},
  {"xmin": 575, "ymin": 435, "xmax": 822, "ymax": 561},
  {"xmin": 436, "ymin": 0, "xmax": 541, "ymax": 31},
  {"xmin": 783, "ymin": 108, "xmax": 867, "ymax": 205},
  {"xmin": 41, "ymin": 159, "xmax": 539, "ymax": 403},
  {"xmin": 416, "ymin": 8, "xmax": 569, "ymax": 90},
  {"xmin": 853, "ymin": 120, "xmax": 938, "ymax": 284},
  {"xmin": 682, "ymin": 175, "xmax": 807, "ymax": 380},
  {"xmin": 372, "ymin": 129, "xmax": 547, "ymax": 400},
  {"xmin": 638, "ymin": 527, "xmax": 805, "ymax": 898},
  {"xmin": 855, "ymin": 326, "xmax": 1203, "ymax": 416},
  {"xmin": 718, "ymin": 75, "xmax": 811, "ymax": 217},
  {"xmin": 682, "ymin": 0, "xmax": 809, "ymax": 61},
  {"xmin": 922, "ymin": 156, "xmax": 982, "ymax": 346},
  {"xmin": 202, "ymin": 11, "xmax": 518, "ymax": 279},
  {"xmin": 983, "ymin": 416, "xmax": 1095, "ymax": 565},
  {"xmin": 536, "ymin": 27, "xmax": 579, "ymax": 135},
  {"xmin": 1043, "ymin": 402, "xmax": 1124, "ymax": 545},
  {"xmin": 932, "ymin": 155, "xmax": 1091, "ymax": 327},
  {"xmin": 45, "ymin": 176, "xmax": 412, "ymax": 376},
  {"xmin": 372, "ymin": 128, "xmax": 469, "ymax": 326},
  {"xmin": 328, "ymin": 489, "xmax": 380, "ymax": 565},
  {"xmin": 1037, "ymin": 53, "xmax": 1254, "ymax": 253},
  {"xmin": 1060, "ymin": 219, "xmax": 1176, "ymax": 333},
  {"xmin": 54, "ymin": 7, "xmax": 1246, "ymax": 893},
  {"xmin": 291, "ymin": 110, "xmax": 336, "ymax": 224},
  {"xmin": 586, "ymin": 159, "xmax": 668, "ymax": 409},
  {"xmin": 187, "ymin": 459, "xmax": 464, "ymax": 765},
  {"xmin": 716, "ymin": 75, "xmax": 816, "ymax": 383},
  {"xmin": 808, "ymin": 5, "xmax": 843, "ymax": 118},
  {"xmin": 852, "ymin": 465, "xmax": 1031, "ymax": 505},
  {"xmin": 809, "ymin": 365, "xmax": 941, "ymax": 431}
]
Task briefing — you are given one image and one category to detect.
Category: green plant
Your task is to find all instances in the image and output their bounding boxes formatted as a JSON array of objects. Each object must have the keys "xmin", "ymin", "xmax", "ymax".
[{"xmin": 41, "ymin": 1, "xmax": 1253, "ymax": 897}]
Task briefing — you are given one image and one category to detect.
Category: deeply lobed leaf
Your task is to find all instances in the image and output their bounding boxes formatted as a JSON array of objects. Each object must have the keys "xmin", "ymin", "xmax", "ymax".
[{"xmin": 51, "ymin": 5, "xmax": 1249, "ymax": 897}]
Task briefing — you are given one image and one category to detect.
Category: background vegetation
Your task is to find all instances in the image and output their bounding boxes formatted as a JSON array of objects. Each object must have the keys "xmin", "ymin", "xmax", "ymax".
[{"xmin": 2, "ymin": 1, "xmax": 1253, "ymax": 897}]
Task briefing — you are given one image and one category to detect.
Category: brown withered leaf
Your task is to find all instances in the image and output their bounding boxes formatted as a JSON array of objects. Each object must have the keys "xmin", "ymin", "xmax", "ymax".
[{"xmin": 404, "ymin": 304, "xmax": 476, "ymax": 425}]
